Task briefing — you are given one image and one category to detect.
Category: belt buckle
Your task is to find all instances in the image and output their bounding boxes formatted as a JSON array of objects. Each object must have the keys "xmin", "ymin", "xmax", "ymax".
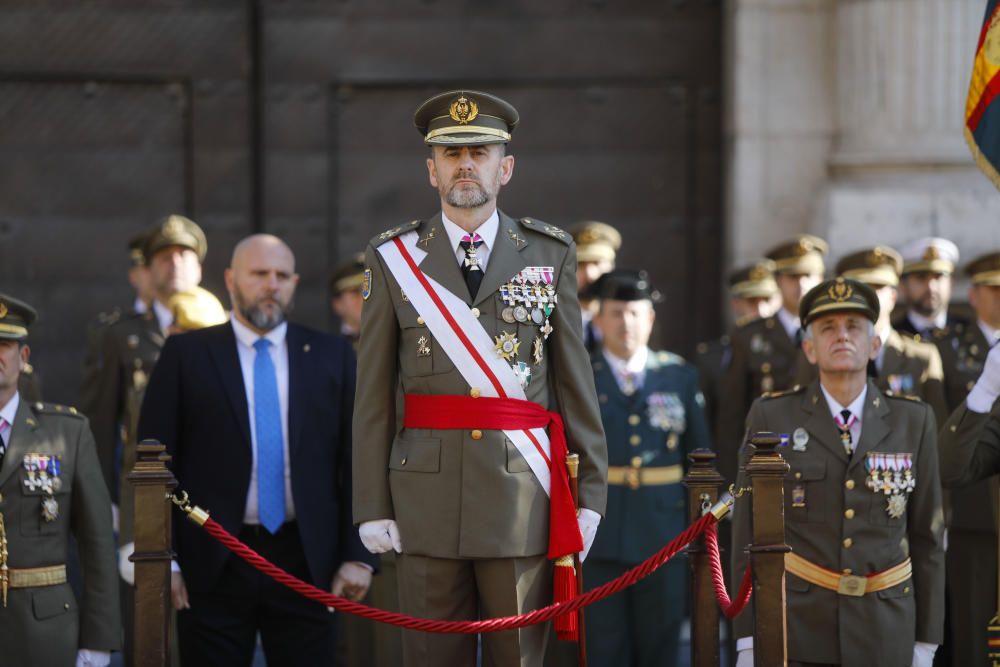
[
  {"xmin": 837, "ymin": 574, "xmax": 867, "ymax": 597},
  {"xmin": 625, "ymin": 469, "xmax": 641, "ymax": 490}
]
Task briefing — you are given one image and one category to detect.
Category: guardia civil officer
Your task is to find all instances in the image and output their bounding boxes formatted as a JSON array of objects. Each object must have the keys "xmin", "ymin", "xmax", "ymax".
[
  {"xmin": 353, "ymin": 90, "xmax": 608, "ymax": 667},
  {"xmin": 732, "ymin": 278, "xmax": 944, "ymax": 667},
  {"xmin": 585, "ymin": 269, "xmax": 711, "ymax": 666},
  {"xmin": 0, "ymin": 295, "xmax": 120, "ymax": 666}
]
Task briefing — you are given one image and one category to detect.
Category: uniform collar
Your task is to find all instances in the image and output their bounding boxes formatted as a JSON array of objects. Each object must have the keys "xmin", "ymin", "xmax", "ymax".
[
  {"xmin": 441, "ymin": 209, "xmax": 499, "ymax": 254},
  {"xmin": 602, "ymin": 346, "xmax": 649, "ymax": 375},
  {"xmin": 230, "ymin": 314, "xmax": 287, "ymax": 349},
  {"xmin": 907, "ymin": 309, "xmax": 945, "ymax": 333},
  {"xmin": 0, "ymin": 391, "xmax": 20, "ymax": 426},
  {"xmin": 819, "ymin": 382, "xmax": 867, "ymax": 420}
]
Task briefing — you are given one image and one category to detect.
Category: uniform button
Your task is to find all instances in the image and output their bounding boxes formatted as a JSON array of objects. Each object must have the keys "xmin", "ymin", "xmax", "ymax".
[
  {"xmin": 628, "ymin": 415, "xmax": 641, "ymax": 426},
  {"xmin": 842, "ymin": 568, "xmax": 852, "ymax": 575},
  {"xmin": 845, "ymin": 479, "xmax": 855, "ymax": 490},
  {"xmin": 629, "ymin": 435, "xmax": 641, "ymax": 446},
  {"xmin": 400, "ymin": 457, "xmax": 407, "ymax": 466},
  {"xmin": 761, "ymin": 362, "xmax": 772, "ymax": 373},
  {"xmin": 794, "ymin": 472, "xmax": 802, "ymax": 480},
  {"xmin": 470, "ymin": 388, "xmax": 481, "ymax": 398},
  {"xmin": 903, "ymin": 586, "xmax": 910, "ymax": 594},
  {"xmin": 844, "ymin": 509, "xmax": 855, "ymax": 519},
  {"xmin": 471, "ymin": 430, "xmax": 483, "ymax": 440},
  {"xmin": 842, "ymin": 537, "xmax": 853, "ymax": 549},
  {"xmin": 631, "ymin": 456, "xmax": 642, "ymax": 468},
  {"xmin": 64, "ymin": 603, "xmax": 70, "ymax": 610},
  {"xmin": 471, "ymin": 307, "xmax": 481, "ymax": 318},
  {"xmin": 417, "ymin": 316, "xmax": 425, "ymax": 326},
  {"xmin": 950, "ymin": 425, "xmax": 957, "ymax": 432}
]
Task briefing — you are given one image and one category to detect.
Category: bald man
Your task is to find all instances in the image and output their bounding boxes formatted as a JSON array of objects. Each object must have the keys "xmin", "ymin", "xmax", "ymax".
[{"xmin": 138, "ymin": 234, "xmax": 376, "ymax": 666}]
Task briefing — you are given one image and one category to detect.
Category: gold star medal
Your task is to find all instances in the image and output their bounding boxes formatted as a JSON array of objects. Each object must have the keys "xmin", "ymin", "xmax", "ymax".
[{"xmin": 494, "ymin": 332, "xmax": 520, "ymax": 361}]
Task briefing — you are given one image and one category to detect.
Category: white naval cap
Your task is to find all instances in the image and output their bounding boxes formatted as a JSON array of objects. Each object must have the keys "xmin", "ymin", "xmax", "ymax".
[{"xmin": 898, "ymin": 237, "xmax": 959, "ymax": 275}]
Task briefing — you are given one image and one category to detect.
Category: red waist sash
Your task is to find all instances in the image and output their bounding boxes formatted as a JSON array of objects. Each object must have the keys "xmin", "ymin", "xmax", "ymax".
[{"xmin": 403, "ymin": 393, "xmax": 584, "ymax": 560}]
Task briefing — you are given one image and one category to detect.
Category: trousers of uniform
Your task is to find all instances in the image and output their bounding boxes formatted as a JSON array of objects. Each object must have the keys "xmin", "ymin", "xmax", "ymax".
[
  {"xmin": 583, "ymin": 559, "xmax": 682, "ymax": 667},
  {"xmin": 396, "ymin": 553, "xmax": 551, "ymax": 667},
  {"xmin": 177, "ymin": 522, "xmax": 337, "ymax": 667},
  {"xmin": 946, "ymin": 531, "xmax": 995, "ymax": 667}
]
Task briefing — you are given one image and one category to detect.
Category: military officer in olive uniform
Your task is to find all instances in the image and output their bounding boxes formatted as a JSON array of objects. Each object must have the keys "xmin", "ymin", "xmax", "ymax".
[
  {"xmin": 353, "ymin": 90, "xmax": 608, "ymax": 667},
  {"xmin": 584, "ymin": 269, "xmax": 711, "ymax": 666},
  {"xmin": 0, "ymin": 294, "xmax": 121, "ymax": 666},
  {"xmin": 717, "ymin": 235, "xmax": 828, "ymax": 473},
  {"xmin": 732, "ymin": 278, "xmax": 944, "ymax": 667},
  {"xmin": 569, "ymin": 221, "xmax": 622, "ymax": 353},
  {"xmin": 933, "ymin": 251, "xmax": 1000, "ymax": 667},
  {"xmin": 793, "ymin": 246, "xmax": 948, "ymax": 423},
  {"xmin": 894, "ymin": 237, "xmax": 965, "ymax": 342},
  {"xmin": 329, "ymin": 253, "xmax": 367, "ymax": 351}
]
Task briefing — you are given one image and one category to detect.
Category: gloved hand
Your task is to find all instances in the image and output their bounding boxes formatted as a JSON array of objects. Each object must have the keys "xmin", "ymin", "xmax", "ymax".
[
  {"xmin": 967, "ymin": 343, "xmax": 1000, "ymax": 412},
  {"xmin": 117, "ymin": 542, "xmax": 135, "ymax": 585},
  {"xmin": 359, "ymin": 519, "xmax": 402, "ymax": 554},
  {"xmin": 577, "ymin": 509, "xmax": 601, "ymax": 562},
  {"xmin": 912, "ymin": 642, "xmax": 937, "ymax": 667},
  {"xmin": 75, "ymin": 650, "xmax": 111, "ymax": 667},
  {"xmin": 735, "ymin": 648, "xmax": 753, "ymax": 667}
]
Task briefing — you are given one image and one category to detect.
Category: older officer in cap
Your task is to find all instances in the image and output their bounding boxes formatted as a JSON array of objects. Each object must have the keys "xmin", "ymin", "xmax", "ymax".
[
  {"xmin": 932, "ymin": 250, "xmax": 1000, "ymax": 666},
  {"xmin": 0, "ymin": 294, "xmax": 121, "ymax": 666},
  {"xmin": 731, "ymin": 277, "xmax": 945, "ymax": 667},
  {"xmin": 895, "ymin": 237, "xmax": 964, "ymax": 341},
  {"xmin": 569, "ymin": 221, "xmax": 622, "ymax": 352},
  {"xmin": 718, "ymin": 235, "xmax": 828, "ymax": 475},
  {"xmin": 353, "ymin": 89, "xmax": 607, "ymax": 666},
  {"xmin": 585, "ymin": 269, "xmax": 711, "ymax": 666},
  {"xmin": 329, "ymin": 253, "xmax": 367, "ymax": 349}
]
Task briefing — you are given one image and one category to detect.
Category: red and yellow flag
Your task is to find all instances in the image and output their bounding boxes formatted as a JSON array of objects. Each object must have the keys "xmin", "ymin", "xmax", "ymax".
[{"xmin": 966, "ymin": 0, "xmax": 1000, "ymax": 188}]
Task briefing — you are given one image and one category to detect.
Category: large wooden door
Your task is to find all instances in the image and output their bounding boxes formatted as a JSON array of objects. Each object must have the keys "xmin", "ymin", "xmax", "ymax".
[{"xmin": 0, "ymin": 1, "xmax": 721, "ymax": 406}]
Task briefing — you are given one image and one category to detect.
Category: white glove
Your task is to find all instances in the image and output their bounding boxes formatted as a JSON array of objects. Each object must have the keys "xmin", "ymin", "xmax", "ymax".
[
  {"xmin": 117, "ymin": 543, "xmax": 135, "ymax": 586},
  {"xmin": 968, "ymin": 344, "xmax": 1000, "ymax": 412},
  {"xmin": 735, "ymin": 648, "xmax": 753, "ymax": 667},
  {"xmin": 359, "ymin": 520, "xmax": 402, "ymax": 554},
  {"xmin": 577, "ymin": 509, "xmax": 601, "ymax": 562},
  {"xmin": 75, "ymin": 650, "xmax": 111, "ymax": 667},
  {"xmin": 911, "ymin": 642, "xmax": 937, "ymax": 667}
]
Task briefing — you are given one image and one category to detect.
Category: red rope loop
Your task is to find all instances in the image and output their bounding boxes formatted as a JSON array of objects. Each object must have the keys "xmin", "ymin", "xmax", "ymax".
[
  {"xmin": 192, "ymin": 511, "xmax": 716, "ymax": 634},
  {"xmin": 704, "ymin": 520, "xmax": 753, "ymax": 619}
]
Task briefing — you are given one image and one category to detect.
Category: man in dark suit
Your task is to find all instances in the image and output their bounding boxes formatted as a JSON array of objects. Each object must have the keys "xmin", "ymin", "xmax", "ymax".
[{"xmin": 138, "ymin": 234, "xmax": 375, "ymax": 666}]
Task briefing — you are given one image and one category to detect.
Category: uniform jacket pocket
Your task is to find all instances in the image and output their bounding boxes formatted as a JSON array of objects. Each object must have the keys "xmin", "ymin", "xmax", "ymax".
[
  {"xmin": 32, "ymin": 585, "xmax": 77, "ymax": 620},
  {"xmin": 505, "ymin": 439, "xmax": 532, "ymax": 473},
  {"xmin": 389, "ymin": 436, "xmax": 441, "ymax": 473}
]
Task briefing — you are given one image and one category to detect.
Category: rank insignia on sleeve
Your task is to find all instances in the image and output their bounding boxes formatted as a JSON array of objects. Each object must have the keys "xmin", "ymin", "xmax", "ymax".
[{"xmin": 361, "ymin": 268, "xmax": 372, "ymax": 301}]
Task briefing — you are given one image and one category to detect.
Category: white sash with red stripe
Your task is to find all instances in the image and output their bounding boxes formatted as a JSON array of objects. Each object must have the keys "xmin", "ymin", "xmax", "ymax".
[{"xmin": 377, "ymin": 230, "xmax": 553, "ymax": 495}]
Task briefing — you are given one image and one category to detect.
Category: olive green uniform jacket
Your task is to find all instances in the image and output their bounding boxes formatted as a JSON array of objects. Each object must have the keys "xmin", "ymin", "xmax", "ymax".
[
  {"xmin": 731, "ymin": 381, "xmax": 945, "ymax": 666},
  {"xmin": 352, "ymin": 213, "xmax": 607, "ymax": 558},
  {"xmin": 0, "ymin": 398, "xmax": 121, "ymax": 664}
]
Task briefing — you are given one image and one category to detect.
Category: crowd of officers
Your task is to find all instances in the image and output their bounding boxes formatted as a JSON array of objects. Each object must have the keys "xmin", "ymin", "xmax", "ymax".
[{"xmin": 2, "ymin": 205, "xmax": 1000, "ymax": 666}]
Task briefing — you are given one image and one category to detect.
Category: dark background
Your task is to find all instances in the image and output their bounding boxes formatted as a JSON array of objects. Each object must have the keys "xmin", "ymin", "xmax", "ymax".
[{"xmin": 0, "ymin": 0, "xmax": 723, "ymax": 407}]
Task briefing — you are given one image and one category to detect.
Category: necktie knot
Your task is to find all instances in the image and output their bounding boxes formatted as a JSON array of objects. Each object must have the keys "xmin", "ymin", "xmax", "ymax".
[
  {"xmin": 254, "ymin": 338, "xmax": 272, "ymax": 352},
  {"xmin": 459, "ymin": 233, "xmax": 486, "ymax": 299}
]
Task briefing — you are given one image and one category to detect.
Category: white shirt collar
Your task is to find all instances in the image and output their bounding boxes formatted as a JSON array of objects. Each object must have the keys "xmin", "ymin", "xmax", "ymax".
[
  {"xmin": 133, "ymin": 297, "xmax": 148, "ymax": 315},
  {"xmin": 907, "ymin": 309, "xmax": 946, "ymax": 333},
  {"xmin": 776, "ymin": 307, "xmax": 801, "ymax": 339},
  {"xmin": 441, "ymin": 209, "xmax": 500, "ymax": 254},
  {"xmin": 152, "ymin": 299, "xmax": 174, "ymax": 333},
  {"xmin": 819, "ymin": 382, "xmax": 868, "ymax": 420},
  {"xmin": 231, "ymin": 314, "xmax": 287, "ymax": 350},
  {"xmin": 978, "ymin": 319, "xmax": 1000, "ymax": 348},
  {"xmin": 0, "ymin": 391, "xmax": 19, "ymax": 427},
  {"xmin": 602, "ymin": 346, "xmax": 649, "ymax": 375}
]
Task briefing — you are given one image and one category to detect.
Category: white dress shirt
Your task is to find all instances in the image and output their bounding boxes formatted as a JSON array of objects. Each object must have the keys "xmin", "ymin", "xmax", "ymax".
[
  {"xmin": 133, "ymin": 297, "xmax": 148, "ymax": 315},
  {"xmin": 906, "ymin": 309, "xmax": 946, "ymax": 334},
  {"xmin": 819, "ymin": 383, "xmax": 867, "ymax": 451},
  {"xmin": 602, "ymin": 347, "xmax": 649, "ymax": 393},
  {"xmin": 776, "ymin": 307, "xmax": 801, "ymax": 342},
  {"xmin": 152, "ymin": 299, "xmax": 173, "ymax": 335},
  {"xmin": 441, "ymin": 209, "xmax": 500, "ymax": 271},
  {"xmin": 0, "ymin": 391, "xmax": 19, "ymax": 443},
  {"xmin": 231, "ymin": 316, "xmax": 296, "ymax": 524},
  {"xmin": 978, "ymin": 319, "xmax": 1000, "ymax": 348}
]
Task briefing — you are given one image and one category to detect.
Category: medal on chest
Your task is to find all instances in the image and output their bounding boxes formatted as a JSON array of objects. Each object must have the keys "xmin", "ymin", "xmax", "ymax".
[{"xmin": 864, "ymin": 452, "xmax": 915, "ymax": 519}]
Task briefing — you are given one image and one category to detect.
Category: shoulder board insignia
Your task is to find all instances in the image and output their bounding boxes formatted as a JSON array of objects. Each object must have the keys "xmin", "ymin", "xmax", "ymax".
[
  {"xmin": 933, "ymin": 328, "xmax": 950, "ymax": 340},
  {"xmin": 519, "ymin": 218, "xmax": 572, "ymax": 245},
  {"xmin": 884, "ymin": 391, "xmax": 922, "ymax": 402},
  {"xmin": 97, "ymin": 308, "xmax": 122, "ymax": 326},
  {"xmin": 22, "ymin": 363, "xmax": 34, "ymax": 375},
  {"xmin": 372, "ymin": 220, "xmax": 422, "ymax": 246},
  {"xmin": 656, "ymin": 351, "xmax": 685, "ymax": 365},
  {"xmin": 32, "ymin": 402, "xmax": 85, "ymax": 418},
  {"xmin": 761, "ymin": 384, "xmax": 804, "ymax": 400}
]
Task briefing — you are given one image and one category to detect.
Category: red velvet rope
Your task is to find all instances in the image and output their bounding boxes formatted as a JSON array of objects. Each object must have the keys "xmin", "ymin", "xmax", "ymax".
[
  {"xmin": 704, "ymin": 520, "xmax": 753, "ymax": 619},
  {"xmin": 193, "ymin": 511, "xmax": 715, "ymax": 633}
]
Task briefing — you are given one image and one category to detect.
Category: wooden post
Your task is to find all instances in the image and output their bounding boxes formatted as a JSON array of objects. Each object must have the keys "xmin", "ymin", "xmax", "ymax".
[
  {"xmin": 129, "ymin": 439, "xmax": 176, "ymax": 667},
  {"xmin": 745, "ymin": 432, "xmax": 790, "ymax": 667},
  {"xmin": 683, "ymin": 448, "xmax": 725, "ymax": 667}
]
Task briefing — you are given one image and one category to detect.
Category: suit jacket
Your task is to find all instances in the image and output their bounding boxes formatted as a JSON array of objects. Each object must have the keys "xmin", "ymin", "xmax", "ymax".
[
  {"xmin": 588, "ymin": 349, "xmax": 711, "ymax": 573},
  {"xmin": 137, "ymin": 321, "xmax": 373, "ymax": 593},
  {"xmin": 352, "ymin": 213, "xmax": 608, "ymax": 559},
  {"xmin": 0, "ymin": 399, "xmax": 120, "ymax": 663},
  {"xmin": 731, "ymin": 381, "xmax": 945, "ymax": 666}
]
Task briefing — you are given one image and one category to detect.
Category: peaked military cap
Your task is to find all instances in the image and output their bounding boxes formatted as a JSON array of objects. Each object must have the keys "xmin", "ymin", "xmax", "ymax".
[
  {"xmin": 728, "ymin": 259, "xmax": 778, "ymax": 299},
  {"xmin": 329, "ymin": 253, "xmax": 366, "ymax": 295},
  {"xmin": 766, "ymin": 234, "xmax": 829, "ymax": 276},
  {"xmin": 836, "ymin": 245, "xmax": 903, "ymax": 287},
  {"xmin": 0, "ymin": 294, "xmax": 37, "ymax": 341},
  {"xmin": 800, "ymin": 277, "xmax": 879, "ymax": 328},
  {"xmin": 144, "ymin": 214, "xmax": 207, "ymax": 262},
  {"xmin": 569, "ymin": 221, "xmax": 622, "ymax": 264},
  {"xmin": 899, "ymin": 237, "xmax": 958, "ymax": 276},
  {"xmin": 586, "ymin": 269, "xmax": 662, "ymax": 303},
  {"xmin": 966, "ymin": 251, "xmax": 1000, "ymax": 286},
  {"xmin": 128, "ymin": 231, "xmax": 149, "ymax": 267},
  {"xmin": 415, "ymin": 90, "xmax": 519, "ymax": 146}
]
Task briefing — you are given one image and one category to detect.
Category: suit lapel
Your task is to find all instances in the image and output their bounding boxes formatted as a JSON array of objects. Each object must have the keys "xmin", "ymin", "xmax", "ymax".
[
  {"xmin": 801, "ymin": 382, "xmax": 850, "ymax": 463},
  {"xmin": 286, "ymin": 325, "xmax": 305, "ymax": 460},
  {"xmin": 0, "ymin": 399, "xmax": 41, "ymax": 488},
  {"xmin": 849, "ymin": 381, "xmax": 891, "ymax": 471},
  {"xmin": 414, "ymin": 214, "xmax": 472, "ymax": 304},
  {"xmin": 208, "ymin": 325, "xmax": 252, "ymax": 448},
  {"xmin": 473, "ymin": 212, "xmax": 528, "ymax": 308}
]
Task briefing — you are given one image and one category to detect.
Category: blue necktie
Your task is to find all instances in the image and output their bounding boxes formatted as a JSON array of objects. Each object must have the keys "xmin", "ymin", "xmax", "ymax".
[{"xmin": 253, "ymin": 338, "xmax": 285, "ymax": 533}]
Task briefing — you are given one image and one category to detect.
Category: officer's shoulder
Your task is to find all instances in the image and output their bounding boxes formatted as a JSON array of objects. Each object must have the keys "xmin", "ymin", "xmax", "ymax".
[
  {"xmin": 370, "ymin": 219, "xmax": 423, "ymax": 247},
  {"xmin": 760, "ymin": 384, "xmax": 805, "ymax": 401},
  {"xmin": 883, "ymin": 390, "xmax": 923, "ymax": 404},
  {"xmin": 651, "ymin": 350, "xmax": 686, "ymax": 367},
  {"xmin": 517, "ymin": 218, "xmax": 572, "ymax": 245},
  {"xmin": 736, "ymin": 316, "xmax": 773, "ymax": 335},
  {"xmin": 30, "ymin": 401, "xmax": 85, "ymax": 421}
]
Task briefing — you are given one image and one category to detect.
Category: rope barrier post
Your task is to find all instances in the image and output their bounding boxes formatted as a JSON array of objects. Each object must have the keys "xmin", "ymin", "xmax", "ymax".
[
  {"xmin": 745, "ymin": 432, "xmax": 790, "ymax": 667},
  {"xmin": 683, "ymin": 448, "xmax": 724, "ymax": 667},
  {"xmin": 128, "ymin": 439, "xmax": 177, "ymax": 667}
]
